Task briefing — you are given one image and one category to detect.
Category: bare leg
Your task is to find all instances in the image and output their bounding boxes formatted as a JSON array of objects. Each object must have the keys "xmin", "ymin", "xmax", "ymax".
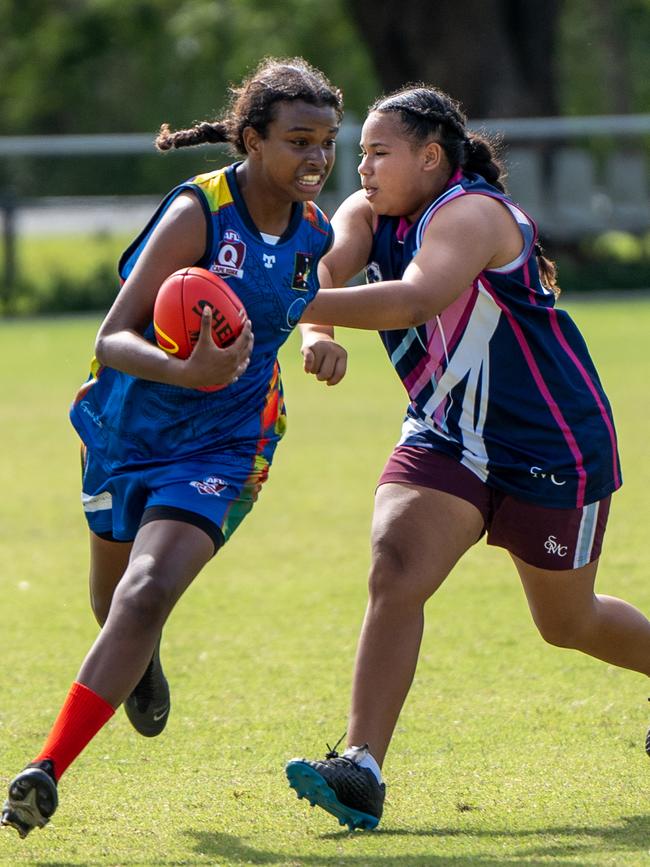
[
  {"xmin": 88, "ymin": 532, "xmax": 132, "ymax": 626},
  {"xmin": 347, "ymin": 483, "xmax": 485, "ymax": 765},
  {"xmin": 76, "ymin": 520, "xmax": 214, "ymax": 707},
  {"xmin": 514, "ymin": 554, "xmax": 650, "ymax": 675}
]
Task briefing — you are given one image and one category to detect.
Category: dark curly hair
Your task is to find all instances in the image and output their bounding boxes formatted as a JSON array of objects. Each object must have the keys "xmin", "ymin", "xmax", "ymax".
[{"xmin": 155, "ymin": 56, "xmax": 343, "ymax": 157}]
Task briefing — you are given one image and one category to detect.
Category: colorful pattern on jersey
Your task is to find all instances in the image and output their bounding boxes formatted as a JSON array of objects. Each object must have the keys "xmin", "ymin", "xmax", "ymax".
[
  {"xmin": 367, "ymin": 170, "xmax": 621, "ymax": 508},
  {"xmin": 70, "ymin": 164, "xmax": 332, "ymax": 476}
]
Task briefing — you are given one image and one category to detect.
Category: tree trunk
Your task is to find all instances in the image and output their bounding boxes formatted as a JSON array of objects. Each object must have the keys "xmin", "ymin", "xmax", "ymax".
[{"xmin": 347, "ymin": 0, "xmax": 561, "ymax": 118}]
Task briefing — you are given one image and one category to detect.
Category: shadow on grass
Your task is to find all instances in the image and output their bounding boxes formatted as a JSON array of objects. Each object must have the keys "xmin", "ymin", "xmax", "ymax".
[{"xmin": 183, "ymin": 814, "xmax": 650, "ymax": 866}]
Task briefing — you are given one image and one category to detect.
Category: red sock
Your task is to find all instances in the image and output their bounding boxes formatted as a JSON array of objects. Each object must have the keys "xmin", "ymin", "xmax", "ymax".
[{"xmin": 33, "ymin": 681, "xmax": 115, "ymax": 781}]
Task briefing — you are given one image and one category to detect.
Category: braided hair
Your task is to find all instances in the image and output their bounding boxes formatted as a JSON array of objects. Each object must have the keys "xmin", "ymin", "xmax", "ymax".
[
  {"xmin": 155, "ymin": 56, "xmax": 343, "ymax": 156},
  {"xmin": 371, "ymin": 85, "xmax": 559, "ymax": 294},
  {"xmin": 371, "ymin": 85, "xmax": 504, "ymax": 191}
]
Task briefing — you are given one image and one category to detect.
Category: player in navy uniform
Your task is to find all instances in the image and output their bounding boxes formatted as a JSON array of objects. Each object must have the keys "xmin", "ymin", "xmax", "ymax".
[
  {"xmin": 287, "ymin": 85, "xmax": 650, "ymax": 830},
  {"xmin": 1, "ymin": 57, "xmax": 346, "ymax": 838}
]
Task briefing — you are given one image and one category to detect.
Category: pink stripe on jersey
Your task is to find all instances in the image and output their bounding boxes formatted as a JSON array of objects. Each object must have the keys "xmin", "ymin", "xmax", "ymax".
[
  {"xmin": 547, "ymin": 308, "xmax": 620, "ymax": 488},
  {"xmin": 402, "ymin": 288, "xmax": 477, "ymax": 397},
  {"xmin": 481, "ymin": 279, "xmax": 588, "ymax": 507},
  {"xmin": 443, "ymin": 286, "xmax": 478, "ymax": 354},
  {"xmin": 523, "ymin": 260, "xmax": 537, "ymax": 306},
  {"xmin": 404, "ymin": 351, "xmax": 434, "ymax": 396},
  {"xmin": 396, "ymin": 217, "xmax": 410, "ymax": 242}
]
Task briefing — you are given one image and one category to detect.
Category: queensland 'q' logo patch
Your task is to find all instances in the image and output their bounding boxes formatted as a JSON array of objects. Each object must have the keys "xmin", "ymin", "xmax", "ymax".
[{"xmin": 213, "ymin": 230, "xmax": 246, "ymax": 279}]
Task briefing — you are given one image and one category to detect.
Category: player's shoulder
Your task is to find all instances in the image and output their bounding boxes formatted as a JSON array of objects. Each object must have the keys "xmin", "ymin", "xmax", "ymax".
[
  {"xmin": 301, "ymin": 199, "xmax": 332, "ymax": 237},
  {"xmin": 185, "ymin": 167, "xmax": 235, "ymax": 212},
  {"xmin": 422, "ymin": 183, "xmax": 511, "ymax": 239},
  {"xmin": 331, "ymin": 189, "xmax": 375, "ymax": 232}
]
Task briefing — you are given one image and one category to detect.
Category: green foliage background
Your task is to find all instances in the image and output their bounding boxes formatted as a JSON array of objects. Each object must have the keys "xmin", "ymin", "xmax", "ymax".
[
  {"xmin": 3, "ymin": 0, "xmax": 650, "ymax": 140},
  {"xmin": 2, "ymin": 0, "xmax": 650, "ymax": 199},
  {"xmin": 559, "ymin": 0, "xmax": 650, "ymax": 115},
  {"xmin": 0, "ymin": 0, "xmax": 377, "ymax": 197},
  {"xmin": 1, "ymin": 0, "xmax": 377, "ymax": 132}
]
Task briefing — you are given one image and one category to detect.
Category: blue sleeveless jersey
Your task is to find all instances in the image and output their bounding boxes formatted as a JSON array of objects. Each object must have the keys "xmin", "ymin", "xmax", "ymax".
[
  {"xmin": 70, "ymin": 164, "xmax": 333, "ymax": 472},
  {"xmin": 367, "ymin": 170, "xmax": 621, "ymax": 508}
]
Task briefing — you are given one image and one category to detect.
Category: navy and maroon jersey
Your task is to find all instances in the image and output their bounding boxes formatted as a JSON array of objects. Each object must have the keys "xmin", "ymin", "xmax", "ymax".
[{"xmin": 366, "ymin": 170, "xmax": 621, "ymax": 509}]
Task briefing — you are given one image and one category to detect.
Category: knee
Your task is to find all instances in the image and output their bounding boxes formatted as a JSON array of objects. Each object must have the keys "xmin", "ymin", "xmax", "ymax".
[
  {"xmin": 367, "ymin": 537, "xmax": 429, "ymax": 609},
  {"xmin": 110, "ymin": 556, "xmax": 174, "ymax": 628},
  {"xmin": 533, "ymin": 611, "xmax": 592, "ymax": 650}
]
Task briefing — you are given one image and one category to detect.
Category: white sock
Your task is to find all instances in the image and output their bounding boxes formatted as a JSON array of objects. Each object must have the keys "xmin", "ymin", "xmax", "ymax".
[{"xmin": 343, "ymin": 745, "xmax": 383, "ymax": 784}]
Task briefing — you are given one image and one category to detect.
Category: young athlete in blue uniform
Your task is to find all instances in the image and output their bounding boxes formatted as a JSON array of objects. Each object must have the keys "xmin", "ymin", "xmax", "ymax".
[
  {"xmin": 287, "ymin": 85, "xmax": 650, "ymax": 830},
  {"xmin": 1, "ymin": 56, "xmax": 346, "ymax": 838}
]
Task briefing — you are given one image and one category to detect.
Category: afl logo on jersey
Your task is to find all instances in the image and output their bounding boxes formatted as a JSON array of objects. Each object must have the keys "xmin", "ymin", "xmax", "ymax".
[{"xmin": 212, "ymin": 229, "xmax": 246, "ymax": 279}]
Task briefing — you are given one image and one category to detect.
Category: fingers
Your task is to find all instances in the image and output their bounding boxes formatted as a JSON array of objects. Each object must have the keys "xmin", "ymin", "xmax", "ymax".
[
  {"xmin": 315, "ymin": 353, "xmax": 337, "ymax": 383},
  {"xmin": 233, "ymin": 319, "xmax": 253, "ymax": 349},
  {"xmin": 326, "ymin": 353, "xmax": 347, "ymax": 386},
  {"xmin": 196, "ymin": 304, "xmax": 214, "ymax": 345},
  {"xmin": 185, "ymin": 312, "xmax": 252, "ymax": 388},
  {"xmin": 302, "ymin": 340, "xmax": 348, "ymax": 386},
  {"xmin": 231, "ymin": 320, "xmax": 253, "ymax": 377},
  {"xmin": 302, "ymin": 347, "xmax": 315, "ymax": 373},
  {"xmin": 224, "ymin": 325, "xmax": 251, "ymax": 384}
]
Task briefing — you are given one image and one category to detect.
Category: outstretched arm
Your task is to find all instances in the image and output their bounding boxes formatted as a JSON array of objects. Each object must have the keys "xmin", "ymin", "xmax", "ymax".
[{"xmin": 302, "ymin": 193, "xmax": 523, "ymax": 330}]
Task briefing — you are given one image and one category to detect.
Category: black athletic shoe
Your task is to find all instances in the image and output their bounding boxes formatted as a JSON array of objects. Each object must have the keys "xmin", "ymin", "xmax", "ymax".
[
  {"xmin": 124, "ymin": 640, "xmax": 170, "ymax": 737},
  {"xmin": 645, "ymin": 699, "xmax": 650, "ymax": 756},
  {"xmin": 286, "ymin": 744, "xmax": 385, "ymax": 831},
  {"xmin": 1, "ymin": 760, "xmax": 58, "ymax": 838}
]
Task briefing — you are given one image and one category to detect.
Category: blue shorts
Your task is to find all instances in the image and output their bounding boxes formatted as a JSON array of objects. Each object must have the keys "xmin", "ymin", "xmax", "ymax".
[{"xmin": 81, "ymin": 447, "xmax": 273, "ymax": 554}]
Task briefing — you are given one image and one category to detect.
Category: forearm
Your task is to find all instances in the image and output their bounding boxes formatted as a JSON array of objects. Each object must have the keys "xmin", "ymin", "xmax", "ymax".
[
  {"xmin": 302, "ymin": 282, "xmax": 435, "ymax": 331},
  {"xmin": 95, "ymin": 330, "xmax": 188, "ymax": 386}
]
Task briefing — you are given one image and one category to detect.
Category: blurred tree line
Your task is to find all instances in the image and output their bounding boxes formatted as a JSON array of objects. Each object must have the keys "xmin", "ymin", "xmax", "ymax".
[
  {"xmin": 348, "ymin": 0, "xmax": 650, "ymax": 118},
  {"xmin": 0, "ymin": 0, "xmax": 378, "ymax": 197},
  {"xmin": 1, "ymin": 0, "xmax": 649, "ymax": 198}
]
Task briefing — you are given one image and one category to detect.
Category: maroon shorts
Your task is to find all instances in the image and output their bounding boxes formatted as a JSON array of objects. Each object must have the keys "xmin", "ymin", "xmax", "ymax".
[{"xmin": 378, "ymin": 446, "xmax": 611, "ymax": 571}]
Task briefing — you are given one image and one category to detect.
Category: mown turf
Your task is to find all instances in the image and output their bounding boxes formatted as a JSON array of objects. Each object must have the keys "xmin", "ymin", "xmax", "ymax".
[{"xmin": 0, "ymin": 298, "xmax": 649, "ymax": 865}]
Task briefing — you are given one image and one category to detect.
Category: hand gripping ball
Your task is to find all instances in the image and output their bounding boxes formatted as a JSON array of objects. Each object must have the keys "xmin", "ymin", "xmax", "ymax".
[{"xmin": 153, "ymin": 267, "xmax": 247, "ymax": 359}]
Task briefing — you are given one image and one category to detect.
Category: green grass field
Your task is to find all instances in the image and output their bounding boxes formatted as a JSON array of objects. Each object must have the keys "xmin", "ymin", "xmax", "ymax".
[{"xmin": 1, "ymin": 299, "xmax": 650, "ymax": 866}]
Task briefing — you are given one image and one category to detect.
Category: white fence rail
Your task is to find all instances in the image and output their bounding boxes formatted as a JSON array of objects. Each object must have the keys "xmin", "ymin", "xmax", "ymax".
[{"xmin": 1, "ymin": 115, "xmax": 650, "ymax": 294}]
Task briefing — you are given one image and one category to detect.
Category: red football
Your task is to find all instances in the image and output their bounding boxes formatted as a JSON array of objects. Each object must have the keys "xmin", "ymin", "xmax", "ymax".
[{"xmin": 153, "ymin": 267, "xmax": 247, "ymax": 359}]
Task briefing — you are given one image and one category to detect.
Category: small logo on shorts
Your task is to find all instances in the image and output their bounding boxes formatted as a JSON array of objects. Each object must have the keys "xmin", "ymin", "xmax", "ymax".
[
  {"xmin": 190, "ymin": 477, "xmax": 227, "ymax": 496},
  {"xmin": 530, "ymin": 466, "xmax": 566, "ymax": 486},
  {"xmin": 544, "ymin": 535, "xmax": 568, "ymax": 557}
]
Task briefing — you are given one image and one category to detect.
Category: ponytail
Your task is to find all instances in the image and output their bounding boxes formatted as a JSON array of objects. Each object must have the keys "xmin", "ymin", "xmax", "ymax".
[
  {"xmin": 535, "ymin": 242, "xmax": 561, "ymax": 297},
  {"xmin": 155, "ymin": 121, "xmax": 229, "ymax": 152},
  {"xmin": 155, "ymin": 57, "xmax": 342, "ymax": 157},
  {"xmin": 464, "ymin": 135, "xmax": 505, "ymax": 192}
]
